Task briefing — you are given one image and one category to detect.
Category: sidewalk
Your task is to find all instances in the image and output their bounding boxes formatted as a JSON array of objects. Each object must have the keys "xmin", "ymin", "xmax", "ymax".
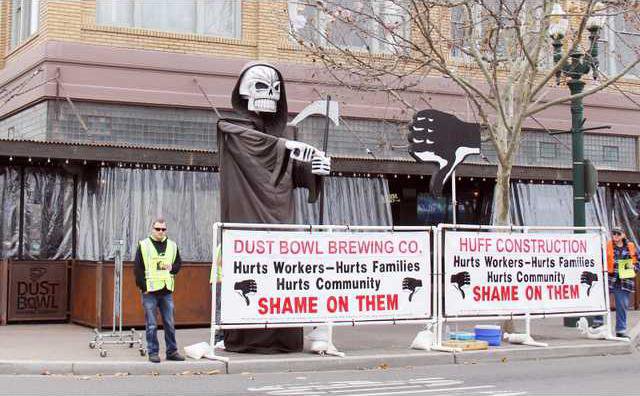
[{"xmin": 0, "ymin": 312, "xmax": 637, "ymax": 376}]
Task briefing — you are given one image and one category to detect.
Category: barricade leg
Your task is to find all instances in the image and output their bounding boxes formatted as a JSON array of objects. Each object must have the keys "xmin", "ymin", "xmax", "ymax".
[
  {"xmin": 603, "ymin": 311, "xmax": 630, "ymax": 342},
  {"xmin": 503, "ymin": 313, "xmax": 548, "ymax": 347}
]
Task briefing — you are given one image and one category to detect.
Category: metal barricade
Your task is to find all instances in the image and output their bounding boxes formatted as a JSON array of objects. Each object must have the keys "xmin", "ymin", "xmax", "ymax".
[{"xmin": 89, "ymin": 240, "xmax": 145, "ymax": 358}]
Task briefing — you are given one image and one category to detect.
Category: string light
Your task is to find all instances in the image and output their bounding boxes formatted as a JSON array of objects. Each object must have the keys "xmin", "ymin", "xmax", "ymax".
[
  {"xmin": 65, "ymin": 159, "xmax": 69, "ymax": 164},
  {"xmin": 46, "ymin": 158, "xmax": 50, "ymax": 163},
  {"xmin": 28, "ymin": 157, "xmax": 32, "ymax": 162},
  {"xmin": 9, "ymin": 156, "xmax": 13, "ymax": 161}
]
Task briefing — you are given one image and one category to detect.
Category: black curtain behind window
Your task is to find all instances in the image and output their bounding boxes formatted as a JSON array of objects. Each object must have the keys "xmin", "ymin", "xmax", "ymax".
[
  {"xmin": 76, "ymin": 168, "xmax": 220, "ymax": 261},
  {"xmin": 22, "ymin": 168, "xmax": 74, "ymax": 260},
  {"xmin": 0, "ymin": 167, "xmax": 20, "ymax": 259}
]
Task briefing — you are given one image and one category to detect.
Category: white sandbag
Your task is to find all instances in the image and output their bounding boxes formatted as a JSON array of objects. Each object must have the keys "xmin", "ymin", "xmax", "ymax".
[
  {"xmin": 184, "ymin": 342, "xmax": 213, "ymax": 360},
  {"xmin": 410, "ymin": 328, "xmax": 434, "ymax": 350}
]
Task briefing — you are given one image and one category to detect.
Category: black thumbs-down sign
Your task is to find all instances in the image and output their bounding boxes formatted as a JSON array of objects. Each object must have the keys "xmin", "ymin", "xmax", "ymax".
[
  {"xmin": 402, "ymin": 277, "xmax": 423, "ymax": 302},
  {"xmin": 450, "ymin": 271, "xmax": 471, "ymax": 299},
  {"xmin": 407, "ymin": 109, "xmax": 481, "ymax": 195},
  {"xmin": 234, "ymin": 279, "xmax": 257, "ymax": 306},
  {"xmin": 580, "ymin": 271, "xmax": 598, "ymax": 296}
]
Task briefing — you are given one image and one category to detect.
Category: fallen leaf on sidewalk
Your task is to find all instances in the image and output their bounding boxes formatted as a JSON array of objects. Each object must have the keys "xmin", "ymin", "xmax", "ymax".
[
  {"xmin": 377, "ymin": 363, "xmax": 389, "ymax": 370},
  {"xmin": 150, "ymin": 371, "xmax": 160, "ymax": 376},
  {"xmin": 178, "ymin": 371, "xmax": 193, "ymax": 376},
  {"xmin": 206, "ymin": 370, "xmax": 221, "ymax": 375},
  {"xmin": 114, "ymin": 372, "xmax": 129, "ymax": 377},
  {"xmin": 501, "ymin": 357, "xmax": 508, "ymax": 363},
  {"xmin": 41, "ymin": 370, "xmax": 51, "ymax": 376}
]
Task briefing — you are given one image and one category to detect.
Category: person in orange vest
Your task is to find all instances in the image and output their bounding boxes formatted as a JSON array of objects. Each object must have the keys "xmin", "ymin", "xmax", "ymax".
[{"xmin": 603, "ymin": 226, "xmax": 638, "ymax": 338}]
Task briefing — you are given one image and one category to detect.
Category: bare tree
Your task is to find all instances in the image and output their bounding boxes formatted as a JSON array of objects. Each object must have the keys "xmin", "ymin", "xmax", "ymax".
[{"xmin": 288, "ymin": 0, "xmax": 640, "ymax": 225}]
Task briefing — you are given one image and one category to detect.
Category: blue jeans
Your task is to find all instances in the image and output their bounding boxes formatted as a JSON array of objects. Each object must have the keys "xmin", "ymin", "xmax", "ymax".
[
  {"xmin": 142, "ymin": 292, "xmax": 177, "ymax": 356},
  {"xmin": 612, "ymin": 287, "xmax": 630, "ymax": 333}
]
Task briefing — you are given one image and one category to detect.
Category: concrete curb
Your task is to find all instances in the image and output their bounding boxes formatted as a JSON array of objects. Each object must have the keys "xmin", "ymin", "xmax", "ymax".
[
  {"xmin": 454, "ymin": 342, "xmax": 632, "ymax": 365},
  {"xmin": 0, "ymin": 342, "xmax": 632, "ymax": 376},
  {"xmin": 226, "ymin": 352, "xmax": 454, "ymax": 374},
  {"xmin": 0, "ymin": 360, "xmax": 226, "ymax": 376}
]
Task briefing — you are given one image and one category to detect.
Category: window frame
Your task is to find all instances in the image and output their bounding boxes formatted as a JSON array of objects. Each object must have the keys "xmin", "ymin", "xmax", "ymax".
[
  {"xmin": 288, "ymin": 0, "xmax": 410, "ymax": 55},
  {"xmin": 601, "ymin": 13, "xmax": 640, "ymax": 78},
  {"xmin": 95, "ymin": 0, "xmax": 242, "ymax": 40},
  {"xmin": 538, "ymin": 141, "xmax": 558, "ymax": 159},
  {"xmin": 10, "ymin": 0, "xmax": 39, "ymax": 49},
  {"xmin": 602, "ymin": 145, "xmax": 620, "ymax": 162}
]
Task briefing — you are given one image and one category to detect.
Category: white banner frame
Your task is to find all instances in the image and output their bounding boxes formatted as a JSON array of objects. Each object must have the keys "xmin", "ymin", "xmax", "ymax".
[
  {"xmin": 209, "ymin": 222, "xmax": 436, "ymax": 350},
  {"xmin": 434, "ymin": 224, "xmax": 622, "ymax": 347}
]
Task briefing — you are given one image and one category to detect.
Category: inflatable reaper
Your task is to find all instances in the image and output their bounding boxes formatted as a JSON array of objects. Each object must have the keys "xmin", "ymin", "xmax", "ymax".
[{"xmin": 217, "ymin": 63, "xmax": 330, "ymax": 353}]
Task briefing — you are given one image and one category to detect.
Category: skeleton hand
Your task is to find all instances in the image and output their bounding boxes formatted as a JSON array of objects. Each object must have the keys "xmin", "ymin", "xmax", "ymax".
[
  {"xmin": 285, "ymin": 140, "xmax": 318, "ymax": 162},
  {"xmin": 312, "ymin": 152, "xmax": 331, "ymax": 176}
]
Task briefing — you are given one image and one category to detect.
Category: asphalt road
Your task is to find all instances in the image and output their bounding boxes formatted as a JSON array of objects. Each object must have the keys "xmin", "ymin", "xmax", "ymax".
[{"xmin": 0, "ymin": 353, "xmax": 637, "ymax": 396}]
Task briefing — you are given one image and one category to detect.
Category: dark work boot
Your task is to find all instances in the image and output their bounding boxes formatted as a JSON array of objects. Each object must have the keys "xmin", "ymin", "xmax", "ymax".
[
  {"xmin": 166, "ymin": 351, "xmax": 185, "ymax": 361},
  {"xmin": 148, "ymin": 354, "xmax": 161, "ymax": 363}
]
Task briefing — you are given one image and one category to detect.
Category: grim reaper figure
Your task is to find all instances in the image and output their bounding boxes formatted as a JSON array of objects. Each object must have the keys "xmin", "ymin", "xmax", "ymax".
[{"xmin": 218, "ymin": 63, "xmax": 330, "ymax": 353}]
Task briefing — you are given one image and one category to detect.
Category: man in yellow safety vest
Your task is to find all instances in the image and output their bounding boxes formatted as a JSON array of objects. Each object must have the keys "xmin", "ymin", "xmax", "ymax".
[{"xmin": 134, "ymin": 218, "xmax": 185, "ymax": 363}]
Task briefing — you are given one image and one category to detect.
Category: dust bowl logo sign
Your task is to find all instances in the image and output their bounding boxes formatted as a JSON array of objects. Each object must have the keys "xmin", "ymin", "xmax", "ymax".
[
  {"xmin": 443, "ymin": 231, "xmax": 607, "ymax": 316},
  {"xmin": 9, "ymin": 263, "xmax": 68, "ymax": 320},
  {"xmin": 220, "ymin": 230, "xmax": 432, "ymax": 324}
]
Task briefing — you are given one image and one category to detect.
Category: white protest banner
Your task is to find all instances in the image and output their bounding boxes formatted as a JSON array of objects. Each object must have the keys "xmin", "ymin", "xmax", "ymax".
[
  {"xmin": 443, "ymin": 231, "xmax": 606, "ymax": 317},
  {"xmin": 220, "ymin": 229, "xmax": 431, "ymax": 325}
]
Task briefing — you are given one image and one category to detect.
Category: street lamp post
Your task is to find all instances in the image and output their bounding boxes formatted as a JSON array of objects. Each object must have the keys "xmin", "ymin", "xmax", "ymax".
[{"xmin": 549, "ymin": 2, "xmax": 605, "ymax": 229}]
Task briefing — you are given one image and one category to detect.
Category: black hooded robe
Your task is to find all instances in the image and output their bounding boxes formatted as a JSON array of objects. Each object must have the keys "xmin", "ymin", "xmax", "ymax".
[{"xmin": 217, "ymin": 63, "xmax": 320, "ymax": 353}]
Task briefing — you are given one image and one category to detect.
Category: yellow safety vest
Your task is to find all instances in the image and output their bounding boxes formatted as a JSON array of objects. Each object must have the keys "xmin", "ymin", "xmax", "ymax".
[
  {"xmin": 210, "ymin": 244, "xmax": 222, "ymax": 284},
  {"xmin": 140, "ymin": 237, "xmax": 177, "ymax": 292}
]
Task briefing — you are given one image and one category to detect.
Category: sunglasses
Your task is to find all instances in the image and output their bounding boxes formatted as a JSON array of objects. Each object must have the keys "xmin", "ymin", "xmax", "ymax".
[
  {"xmin": 154, "ymin": 227, "xmax": 167, "ymax": 231},
  {"xmin": 612, "ymin": 231, "xmax": 622, "ymax": 236}
]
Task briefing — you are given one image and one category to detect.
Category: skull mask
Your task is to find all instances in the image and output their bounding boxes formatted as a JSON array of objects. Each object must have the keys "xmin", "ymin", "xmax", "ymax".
[{"xmin": 238, "ymin": 65, "xmax": 281, "ymax": 113}]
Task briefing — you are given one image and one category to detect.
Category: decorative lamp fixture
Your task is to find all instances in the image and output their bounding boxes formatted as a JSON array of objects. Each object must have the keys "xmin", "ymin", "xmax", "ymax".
[
  {"xmin": 586, "ymin": 2, "xmax": 606, "ymax": 30},
  {"xmin": 548, "ymin": 3, "xmax": 569, "ymax": 40}
]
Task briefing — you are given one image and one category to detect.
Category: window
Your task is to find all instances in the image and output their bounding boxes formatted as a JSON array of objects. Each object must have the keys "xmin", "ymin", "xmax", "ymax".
[
  {"xmin": 451, "ymin": 1, "xmax": 549, "ymax": 66},
  {"xmin": 450, "ymin": 5, "xmax": 470, "ymax": 58},
  {"xmin": 603, "ymin": 145, "xmax": 619, "ymax": 162},
  {"xmin": 10, "ymin": 0, "xmax": 39, "ymax": 48},
  {"xmin": 288, "ymin": 0, "xmax": 410, "ymax": 54},
  {"xmin": 539, "ymin": 142, "xmax": 558, "ymax": 159},
  {"xmin": 601, "ymin": 13, "xmax": 640, "ymax": 77},
  {"xmin": 95, "ymin": 0, "xmax": 241, "ymax": 39}
]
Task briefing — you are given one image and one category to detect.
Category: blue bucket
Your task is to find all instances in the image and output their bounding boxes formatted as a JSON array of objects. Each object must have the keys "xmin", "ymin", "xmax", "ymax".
[{"xmin": 474, "ymin": 325, "xmax": 502, "ymax": 346}]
